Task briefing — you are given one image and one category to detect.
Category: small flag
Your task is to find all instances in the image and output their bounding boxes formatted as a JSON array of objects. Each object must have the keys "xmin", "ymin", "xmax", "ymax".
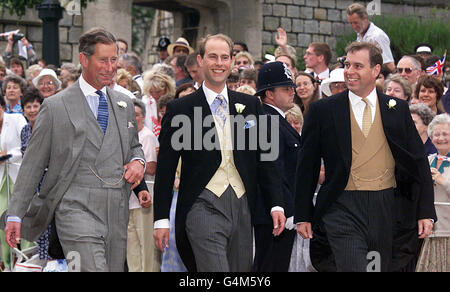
[{"xmin": 426, "ymin": 51, "xmax": 446, "ymax": 76}]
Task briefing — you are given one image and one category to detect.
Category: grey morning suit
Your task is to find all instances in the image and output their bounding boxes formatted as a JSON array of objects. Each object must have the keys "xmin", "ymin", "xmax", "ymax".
[{"xmin": 1, "ymin": 81, "xmax": 144, "ymax": 272}]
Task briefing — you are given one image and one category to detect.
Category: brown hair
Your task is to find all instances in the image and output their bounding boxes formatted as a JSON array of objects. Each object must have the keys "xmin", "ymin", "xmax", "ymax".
[
  {"xmin": 414, "ymin": 75, "xmax": 445, "ymax": 109},
  {"xmin": 198, "ymin": 34, "xmax": 233, "ymax": 58},
  {"xmin": 79, "ymin": 27, "xmax": 117, "ymax": 57},
  {"xmin": 310, "ymin": 43, "xmax": 332, "ymax": 66},
  {"xmin": 345, "ymin": 41, "xmax": 383, "ymax": 68},
  {"xmin": 295, "ymin": 72, "xmax": 320, "ymax": 115}
]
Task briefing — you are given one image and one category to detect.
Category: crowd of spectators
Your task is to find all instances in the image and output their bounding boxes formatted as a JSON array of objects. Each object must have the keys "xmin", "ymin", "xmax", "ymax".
[{"xmin": 0, "ymin": 1, "xmax": 448, "ymax": 272}]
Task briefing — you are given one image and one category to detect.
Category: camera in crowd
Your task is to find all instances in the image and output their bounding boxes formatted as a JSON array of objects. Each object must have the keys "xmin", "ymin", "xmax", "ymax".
[
  {"xmin": 337, "ymin": 56, "xmax": 346, "ymax": 68},
  {"xmin": 0, "ymin": 31, "xmax": 25, "ymax": 42}
]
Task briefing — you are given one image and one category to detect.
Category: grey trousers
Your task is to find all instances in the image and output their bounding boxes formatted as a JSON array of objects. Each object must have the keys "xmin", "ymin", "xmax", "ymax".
[
  {"xmin": 185, "ymin": 186, "xmax": 253, "ymax": 272},
  {"xmin": 55, "ymin": 183, "xmax": 128, "ymax": 272},
  {"xmin": 322, "ymin": 188, "xmax": 395, "ymax": 272}
]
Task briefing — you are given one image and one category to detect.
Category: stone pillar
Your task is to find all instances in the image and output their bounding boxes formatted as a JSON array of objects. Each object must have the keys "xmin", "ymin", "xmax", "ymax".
[{"xmin": 83, "ymin": 0, "xmax": 133, "ymax": 44}]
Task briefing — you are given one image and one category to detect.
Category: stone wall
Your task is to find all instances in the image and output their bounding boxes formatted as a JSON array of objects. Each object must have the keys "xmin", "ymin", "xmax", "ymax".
[
  {"xmin": 261, "ymin": 0, "xmax": 450, "ymax": 63},
  {"xmin": 0, "ymin": 9, "xmax": 83, "ymax": 65}
]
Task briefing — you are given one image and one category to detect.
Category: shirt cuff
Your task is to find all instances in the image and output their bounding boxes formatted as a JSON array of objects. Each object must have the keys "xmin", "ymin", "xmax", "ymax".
[
  {"xmin": 7, "ymin": 216, "xmax": 21, "ymax": 223},
  {"xmin": 270, "ymin": 206, "xmax": 284, "ymax": 214},
  {"xmin": 154, "ymin": 219, "xmax": 170, "ymax": 229},
  {"xmin": 130, "ymin": 157, "xmax": 146, "ymax": 173}
]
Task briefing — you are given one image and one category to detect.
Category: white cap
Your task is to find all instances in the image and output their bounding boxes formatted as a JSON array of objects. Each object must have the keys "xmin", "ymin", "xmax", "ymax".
[
  {"xmin": 416, "ymin": 46, "xmax": 432, "ymax": 54},
  {"xmin": 32, "ymin": 68, "xmax": 61, "ymax": 90},
  {"xmin": 321, "ymin": 68, "xmax": 345, "ymax": 97}
]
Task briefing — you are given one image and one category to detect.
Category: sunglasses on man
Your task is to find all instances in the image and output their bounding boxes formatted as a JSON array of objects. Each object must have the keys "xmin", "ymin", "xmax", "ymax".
[{"xmin": 396, "ymin": 67, "xmax": 416, "ymax": 74}]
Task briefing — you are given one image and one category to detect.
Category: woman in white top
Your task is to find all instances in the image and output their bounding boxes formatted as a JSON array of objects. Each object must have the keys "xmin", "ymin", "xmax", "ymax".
[{"xmin": 0, "ymin": 94, "xmax": 27, "ymax": 270}]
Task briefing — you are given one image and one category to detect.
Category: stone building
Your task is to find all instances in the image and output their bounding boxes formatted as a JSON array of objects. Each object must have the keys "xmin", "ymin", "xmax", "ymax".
[{"xmin": 0, "ymin": 0, "xmax": 448, "ymax": 69}]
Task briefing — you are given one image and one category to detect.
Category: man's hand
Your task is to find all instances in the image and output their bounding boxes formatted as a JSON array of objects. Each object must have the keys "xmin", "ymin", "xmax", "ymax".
[
  {"xmin": 297, "ymin": 222, "xmax": 313, "ymax": 239},
  {"xmin": 275, "ymin": 27, "xmax": 288, "ymax": 49},
  {"xmin": 5, "ymin": 222, "xmax": 21, "ymax": 248},
  {"xmin": 271, "ymin": 210, "xmax": 286, "ymax": 236},
  {"xmin": 124, "ymin": 160, "xmax": 144, "ymax": 189},
  {"xmin": 154, "ymin": 228, "xmax": 170, "ymax": 252},
  {"xmin": 138, "ymin": 190, "xmax": 152, "ymax": 208},
  {"xmin": 418, "ymin": 219, "xmax": 434, "ymax": 239}
]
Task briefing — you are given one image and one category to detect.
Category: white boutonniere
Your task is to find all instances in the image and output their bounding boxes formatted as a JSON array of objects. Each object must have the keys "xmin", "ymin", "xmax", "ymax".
[
  {"xmin": 387, "ymin": 99, "xmax": 396, "ymax": 110},
  {"xmin": 235, "ymin": 103, "xmax": 246, "ymax": 114},
  {"xmin": 117, "ymin": 101, "xmax": 127, "ymax": 109}
]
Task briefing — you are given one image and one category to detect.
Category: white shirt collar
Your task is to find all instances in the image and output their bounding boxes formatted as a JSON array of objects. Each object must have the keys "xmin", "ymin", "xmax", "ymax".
[
  {"xmin": 79, "ymin": 73, "xmax": 107, "ymax": 97},
  {"xmin": 349, "ymin": 87, "xmax": 377, "ymax": 108},
  {"xmin": 357, "ymin": 22, "xmax": 374, "ymax": 40},
  {"xmin": 315, "ymin": 68, "xmax": 330, "ymax": 80},
  {"xmin": 202, "ymin": 81, "xmax": 229, "ymax": 106},
  {"xmin": 264, "ymin": 103, "xmax": 286, "ymax": 118}
]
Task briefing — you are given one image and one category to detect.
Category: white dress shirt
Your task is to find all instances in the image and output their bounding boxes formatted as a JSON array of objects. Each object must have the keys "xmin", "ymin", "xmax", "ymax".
[
  {"xmin": 79, "ymin": 73, "xmax": 108, "ymax": 118},
  {"xmin": 348, "ymin": 88, "xmax": 377, "ymax": 130}
]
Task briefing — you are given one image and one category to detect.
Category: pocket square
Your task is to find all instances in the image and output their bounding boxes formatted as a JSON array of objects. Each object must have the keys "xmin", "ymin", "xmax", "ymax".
[
  {"xmin": 243, "ymin": 120, "xmax": 256, "ymax": 129},
  {"xmin": 128, "ymin": 121, "xmax": 134, "ymax": 128}
]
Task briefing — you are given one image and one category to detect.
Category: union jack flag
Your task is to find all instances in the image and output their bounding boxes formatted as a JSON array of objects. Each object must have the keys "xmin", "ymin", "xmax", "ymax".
[{"xmin": 426, "ymin": 51, "xmax": 446, "ymax": 76}]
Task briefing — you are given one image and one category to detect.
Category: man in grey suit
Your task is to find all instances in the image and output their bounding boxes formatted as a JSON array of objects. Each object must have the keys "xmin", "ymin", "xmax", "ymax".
[{"xmin": 2, "ymin": 28, "xmax": 145, "ymax": 272}]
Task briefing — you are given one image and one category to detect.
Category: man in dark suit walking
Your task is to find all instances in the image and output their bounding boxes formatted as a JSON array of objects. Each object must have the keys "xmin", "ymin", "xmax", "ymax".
[
  {"xmin": 253, "ymin": 61, "xmax": 300, "ymax": 272},
  {"xmin": 295, "ymin": 41, "xmax": 436, "ymax": 272},
  {"xmin": 153, "ymin": 34, "xmax": 286, "ymax": 272}
]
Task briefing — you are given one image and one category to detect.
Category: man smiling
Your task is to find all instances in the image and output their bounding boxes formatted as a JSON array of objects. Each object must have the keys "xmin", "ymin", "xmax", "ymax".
[
  {"xmin": 153, "ymin": 34, "xmax": 285, "ymax": 272},
  {"xmin": 295, "ymin": 41, "xmax": 436, "ymax": 272}
]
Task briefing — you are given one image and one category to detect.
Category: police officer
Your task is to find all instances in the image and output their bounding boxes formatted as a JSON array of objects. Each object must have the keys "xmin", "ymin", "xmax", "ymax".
[
  {"xmin": 156, "ymin": 36, "xmax": 171, "ymax": 64},
  {"xmin": 253, "ymin": 61, "xmax": 301, "ymax": 272}
]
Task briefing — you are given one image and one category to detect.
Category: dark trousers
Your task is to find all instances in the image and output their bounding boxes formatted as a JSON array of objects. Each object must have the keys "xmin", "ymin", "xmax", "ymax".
[
  {"xmin": 322, "ymin": 189, "xmax": 395, "ymax": 272},
  {"xmin": 253, "ymin": 224, "xmax": 296, "ymax": 272},
  {"xmin": 185, "ymin": 186, "xmax": 253, "ymax": 272}
]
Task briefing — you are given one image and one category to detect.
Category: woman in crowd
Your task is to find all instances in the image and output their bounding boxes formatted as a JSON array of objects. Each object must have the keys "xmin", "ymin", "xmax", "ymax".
[
  {"xmin": 320, "ymin": 68, "xmax": 347, "ymax": 98},
  {"xmin": 384, "ymin": 74, "xmax": 413, "ymax": 102},
  {"xmin": 416, "ymin": 114, "xmax": 450, "ymax": 272},
  {"xmin": 0, "ymin": 94, "xmax": 28, "ymax": 270},
  {"xmin": 142, "ymin": 71, "xmax": 175, "ymax": 136},
  {"xmin": 410, "ymin": 103, "xmax": 437, "ymax": 155},
  {"xmin": 415, "ymin": 75, "xmax": 445, "ymax": 114},
  {"xmin": 232, "ymin": 51, "xmax": 254, "ymax": 73},
  {"xmin": 285, "ymin": 104, "xmax": 303, "ymax": 135},
  {"xmin": 116, "ymin": 68, "xmax": 134, "ymax": 91},
  {"xmin": 2, "ymin": 74, "xmax": 27, "ymax": 114},
  {"xmin": 32, "ymin": 68, "xmax": 61, "ymax": 99},
  {"xmin": 20, "ymin": 88, "xmax": 43, "ymax": 154},
  {"xmin": 295, "ymin": 72, "xmax": 319, "ymax": 115}
]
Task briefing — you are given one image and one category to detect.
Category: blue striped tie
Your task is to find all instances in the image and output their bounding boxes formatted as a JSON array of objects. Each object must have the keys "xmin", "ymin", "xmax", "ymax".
[
  {"xmin": 96, "ymin": 90, "xmax": 108, "ymax": 134},
  {"xmin": 211, "ymin": 94, "xmax": 228, "ymax": 129}
]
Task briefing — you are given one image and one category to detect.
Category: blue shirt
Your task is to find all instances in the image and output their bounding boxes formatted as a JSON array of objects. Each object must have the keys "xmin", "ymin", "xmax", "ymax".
[{"xmin": 6, "ymin": 103, "xmax": 23, "ymax": 114}]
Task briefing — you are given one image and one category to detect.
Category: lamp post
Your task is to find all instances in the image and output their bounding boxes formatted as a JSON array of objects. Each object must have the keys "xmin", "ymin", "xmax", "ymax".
[{"xmin": 37, "ymin": 0, "xmax": 63, "ymax": 67}]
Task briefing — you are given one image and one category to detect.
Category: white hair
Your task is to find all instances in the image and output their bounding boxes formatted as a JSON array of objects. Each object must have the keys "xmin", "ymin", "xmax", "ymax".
[{"xmin": 428, "ymin": 113, "xmax": 450, "ymax": 137}]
